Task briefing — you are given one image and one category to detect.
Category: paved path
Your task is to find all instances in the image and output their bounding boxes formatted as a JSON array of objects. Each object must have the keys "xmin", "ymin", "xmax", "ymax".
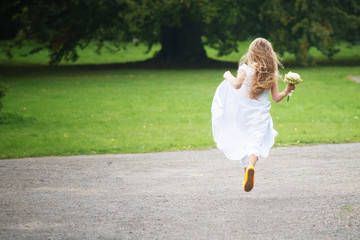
[{"xmin": 1, "ymin": 143, "xmax": 359, "ymax": 239}]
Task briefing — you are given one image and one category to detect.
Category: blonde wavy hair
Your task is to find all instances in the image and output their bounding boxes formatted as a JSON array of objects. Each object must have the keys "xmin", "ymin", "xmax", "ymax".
[{"xmin": 240, "ymin": 38, "xmax": 283, "ymax": 99}]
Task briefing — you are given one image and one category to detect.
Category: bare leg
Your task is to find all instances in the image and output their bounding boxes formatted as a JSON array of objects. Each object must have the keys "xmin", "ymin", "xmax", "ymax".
[
  {"xmin": 248, "ymin": 154, "xmax": 258, "ymax": 167},
  {"xmin": 244, "ymin": 154, "xmax": 258, "ymax": 172}
]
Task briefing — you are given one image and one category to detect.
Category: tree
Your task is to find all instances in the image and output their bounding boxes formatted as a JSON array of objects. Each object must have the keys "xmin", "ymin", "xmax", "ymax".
[
  {"xmin": 0, "ymin": 1, "xmax": 19, "ymax": 40},
  {"xmin": 259, "ymin": 0, "xmax": 360, "ymax": 65},
  {"xmin": 5, "ymin": 0, "xmax": 133, "ymax": 64},
  {"xmin": 5, "ymin": 0, "xmax": 360, "ymax": 65},
  {"xmin": 6, "ymin": 0, "xmax": 254, "ymax": 65}
]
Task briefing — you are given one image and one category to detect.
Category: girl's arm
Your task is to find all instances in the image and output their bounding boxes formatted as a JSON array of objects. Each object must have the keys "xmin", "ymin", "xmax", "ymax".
[
  {"xmin": 223, "ymin": 69, "xmax": 245, "ymax": 89},
  {"xmin": 271, "ymin": 79, "xmax": 295, "ymax": 103}
]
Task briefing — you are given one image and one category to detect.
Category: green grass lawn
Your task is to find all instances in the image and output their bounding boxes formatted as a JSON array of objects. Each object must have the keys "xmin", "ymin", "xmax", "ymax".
[
  {"xmin": 0, "ymin": 41, "xmax": 359, "ymax": 159},
  {"xmin": 0, "ymin": 65, "xmax": 359, "ymax": 159}
]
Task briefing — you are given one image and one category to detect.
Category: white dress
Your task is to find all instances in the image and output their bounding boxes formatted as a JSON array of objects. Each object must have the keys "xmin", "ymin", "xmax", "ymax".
[{"xmin": 211, "ymin": 64, "xmax": 278, "ymax": 167}]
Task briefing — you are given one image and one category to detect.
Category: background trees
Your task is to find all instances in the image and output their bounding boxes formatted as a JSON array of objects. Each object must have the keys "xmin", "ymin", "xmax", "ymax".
[
  {"xmin": 5, "ymin": 0, "xmax": 133, "ymax": 64},
  {"xmin": 260, "ymin": 0, "xmax": 360, "ymax": 65},
  {"xmin": 3, "ymin": 0, "xmax": 360, "ymax": 65}
]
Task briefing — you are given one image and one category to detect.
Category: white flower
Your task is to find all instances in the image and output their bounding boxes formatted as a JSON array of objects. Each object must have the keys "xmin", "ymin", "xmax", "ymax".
[
  {"xmin": 283, "ymin": 71, "xmax": 302, "ymax": 102},
  {"xmin": 284, "ymin": 71, "xmax": 302, "ymax": 85}
]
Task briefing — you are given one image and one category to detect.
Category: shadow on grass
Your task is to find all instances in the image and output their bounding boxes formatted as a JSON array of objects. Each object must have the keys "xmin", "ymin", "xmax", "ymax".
[
  {"xmin": 0, "ymin": 112, "xmax": 36, "ymax": 125},
  {"xmin": 1, "ymin": 57, "xmax": 360, "ymax": 74}
]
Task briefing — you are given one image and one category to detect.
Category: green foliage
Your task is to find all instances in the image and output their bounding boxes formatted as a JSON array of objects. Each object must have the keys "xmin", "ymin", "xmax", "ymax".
[
  {"xmin": 6, "ymin": 0, "xmax": 133, "ymax": 64},
  {"xmin": 201, "ymin": 0, "xmax": 263, "ymax": 56},
  {"xmin": 4, "ymin": 0, "xmax": 360, "ymax": 65},
  {"xmin": 5, "ymin": 0, "xmax": 254, "ymax": 63},
  {"xmin": 260, "ymin": 0, "xmax": 360, "ymax": 65}
]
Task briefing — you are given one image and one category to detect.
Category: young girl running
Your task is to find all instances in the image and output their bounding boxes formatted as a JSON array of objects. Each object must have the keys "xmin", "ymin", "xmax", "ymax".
[{"xmin": 211, "ymin": 38, "xmax": 295, "ymax": 192}]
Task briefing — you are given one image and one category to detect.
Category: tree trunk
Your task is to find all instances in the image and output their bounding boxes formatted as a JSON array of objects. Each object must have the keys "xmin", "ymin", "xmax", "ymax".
[{"xmin": 155, "ymin": 12, "xmax": 207, "ymax": 63}]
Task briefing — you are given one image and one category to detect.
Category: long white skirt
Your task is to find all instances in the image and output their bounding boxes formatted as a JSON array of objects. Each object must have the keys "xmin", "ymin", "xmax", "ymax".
[{"xmin": 211, "ymin": 80, "xmax": 278, "ymax": 168}]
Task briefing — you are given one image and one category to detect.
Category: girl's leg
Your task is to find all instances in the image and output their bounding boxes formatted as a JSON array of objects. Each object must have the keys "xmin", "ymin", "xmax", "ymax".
[
  {"xmin": 248, "ymin": 154, "xmax": 258, "ymax": 167},
  {"xmin": 244, "ymin": 154, "xmax": 258, "ymax": 172}
]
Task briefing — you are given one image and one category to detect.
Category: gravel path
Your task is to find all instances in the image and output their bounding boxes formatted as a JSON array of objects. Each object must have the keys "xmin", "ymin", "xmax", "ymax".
[{"xmin": 1, "ymin": 143, "xmax": 359, "ymax": 239}]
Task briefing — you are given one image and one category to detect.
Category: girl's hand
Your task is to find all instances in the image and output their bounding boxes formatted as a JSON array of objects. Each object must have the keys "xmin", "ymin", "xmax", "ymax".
[
  {"xmin": 223, "ymin": 71, "xmax": 234, "ymax": 80},
  {"xmin": 224, "ymin": 70, "xmax": 244, "ymax": 89},
  {"xmin": 286, "ymin": 84, "xmax": 295, "ymax": 93}
]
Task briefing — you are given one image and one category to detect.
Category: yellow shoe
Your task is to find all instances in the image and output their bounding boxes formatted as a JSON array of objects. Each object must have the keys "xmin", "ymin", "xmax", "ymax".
[{"xmin": 243, "ymin": 166, "xmax": 255, "ymax": 192}]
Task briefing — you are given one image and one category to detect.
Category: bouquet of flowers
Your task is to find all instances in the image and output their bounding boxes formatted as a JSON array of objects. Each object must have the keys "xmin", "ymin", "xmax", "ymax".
[{"xmin": 283, "ymin": 71, "xmax": 302, "ymax": 101}]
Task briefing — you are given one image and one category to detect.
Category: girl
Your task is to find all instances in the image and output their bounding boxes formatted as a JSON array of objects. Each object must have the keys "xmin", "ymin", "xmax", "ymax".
[{"xmin": 211, "ymin": 38, "xmax": 295, "ymax": 192}]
